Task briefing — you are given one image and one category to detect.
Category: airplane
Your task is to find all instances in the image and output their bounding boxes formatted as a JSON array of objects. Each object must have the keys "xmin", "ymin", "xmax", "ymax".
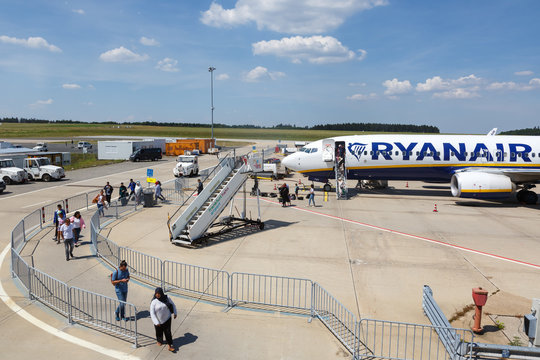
[{"xmin": 281, "ymin": 130, "xmax": 540, "ymax": 204}]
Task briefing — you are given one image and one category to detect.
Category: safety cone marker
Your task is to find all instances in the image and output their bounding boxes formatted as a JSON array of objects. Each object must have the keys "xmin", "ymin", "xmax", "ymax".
[
  {"xmin": 433, "ymin": 204, "xmax": 438, "ymax": 212},
  {"xmin": 406, "ymin": 182, "xmax": 409, "ymax": 188},
  {"xmin": 274, "ymin": 184, "xmax": 277, "ymax": 191},
  {"xmin": 298, "ymin": 178, "xmax": 302, "ymax": 185}
]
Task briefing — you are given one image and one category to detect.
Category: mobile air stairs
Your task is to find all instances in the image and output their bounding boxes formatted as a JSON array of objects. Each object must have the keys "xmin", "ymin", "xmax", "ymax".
[{"xmin": 168, "ymin": 155, "xmax": 264, "ymax": 246}]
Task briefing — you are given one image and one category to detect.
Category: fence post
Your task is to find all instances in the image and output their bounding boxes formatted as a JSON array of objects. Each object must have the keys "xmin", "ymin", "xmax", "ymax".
[
  {"xmin": 117, "ymin": 246, "xmax": 121, "ymax": 265},
  {"xmin": 42, "ymin": 207, "xmax": 45, "ymax": 224},
  {"xmin": 86, "ymin": 193, "xmax": 89, "ymax": 210},
  {"xmin": 115, "ymin": 202, "xmax": 119, "ymax": 219},
  {"xmin": 65, "ymin": 198, "xmax": 69, "ymax": 213},
  {"xmin": 67, "ymin": 287, "xmax": 73, "ymax": 324},
  {"xmin": 160, "ymin": 260, "xmax": 165, "ymax": 290},
  {"xmin": 133, "ymin": 305, "xmax": 139, "ymax": 348},
  {"xmin": 10, "ymin": 231, "xmax": 14, "ymax": 278},
  {"xmin": 21, "ymin": 219, "xmax": 26, "ymax": 244},
  {"xmin": 28, "ymin": 266, "xmax": 33, "ymax": 300},
  {"xmin": 309, "ymin": 281, "xmax": 316, "ymax": 322}
]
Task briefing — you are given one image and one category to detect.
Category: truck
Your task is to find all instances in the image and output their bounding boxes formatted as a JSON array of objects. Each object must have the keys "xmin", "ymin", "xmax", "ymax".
[
  {"xmin": 0, "ymin": 159, "xmax": 28, "ymax": 184},
  {"xmin": 173, "ymin": 155, "xmax": 199, "ymax": 177},
  {"xmin": 24, "ymin": 157, "xmax": 65, "ymax": 182}
]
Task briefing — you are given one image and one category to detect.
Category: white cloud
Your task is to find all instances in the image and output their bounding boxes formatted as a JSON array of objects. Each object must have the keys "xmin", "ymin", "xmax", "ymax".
[
  {"xmin": 515, "ymin": 70, "xmax": 533, "ymax": 76},
  {"xmin": 201, "ymin": 0, "xmax": 388, "ymax": 34},
  {"xmin": 216, "ymin": 73, "xmax": 230, "ymax": 80},
  {"xmin": 347, "ymin": 93, "xmax": 377, "ymax": 101},
  {"xmin": 31, "ymin": 98, "xmax": 54, "ymax": 106},
  {"xmin": 140, "ymin": 36, "xmax": 159, "ymax": 46},
  {"xmin": 486, "ymin": 78, "xmax": 540, "ymax": 91},
  {"xmin": 348, "ymin": 82, "xmax": 366, "ymax": 87},
  {"xmin": 433, "ymin": 88, "xmax": 479, "ymax": 99},
  {"xmin": 253, "ymin": 36, "xmax": 363, "ymax": 64},
  {"xmin": 156, "ymin": 58, "xmax": 179, "ymax": 72},
  {"xmin": 72, "ymin": 9, "xmax": 85, "ymax": 15},
  {"xmin": 0, "ymin": 35, "xmax": 61, "ymax": 52},
  {"xmin": 99, "ymin": 46, "xmax": 149, "ymax": 63},
  {"xmin": 62, "ymin": 83, "xmax": 81, "ymax": 90},
  {"xmin": 243, "ymin": 66, "xmax": 285, "ymax": 82},
  {"xmin": 416, "ymin": 74, "xmax": 481, "ymax": 92},
  {"xmin": 382, "ymin": 78, "xmax": 412, "ymax": 96}
]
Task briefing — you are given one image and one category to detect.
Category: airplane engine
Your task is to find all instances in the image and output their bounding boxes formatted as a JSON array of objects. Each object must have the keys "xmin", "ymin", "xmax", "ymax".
[{"xmin": 450, "ymin": 172, "xmax": 515, "ymax": 199}]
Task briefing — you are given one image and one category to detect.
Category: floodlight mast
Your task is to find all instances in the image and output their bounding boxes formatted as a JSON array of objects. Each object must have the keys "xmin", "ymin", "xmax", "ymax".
[{"xmin": 208, "ymin": 66, "xmax": 216, "ymax": 145}]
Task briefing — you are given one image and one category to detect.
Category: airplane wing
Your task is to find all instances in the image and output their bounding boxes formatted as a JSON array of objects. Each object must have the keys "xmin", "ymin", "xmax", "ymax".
[{"xmin": 455, "ymin": 167, "xmax": 540, "ymax": 184}]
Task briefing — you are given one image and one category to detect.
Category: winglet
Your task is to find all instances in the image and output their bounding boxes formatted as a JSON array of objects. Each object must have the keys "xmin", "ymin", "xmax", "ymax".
[{"xmin": 487, "ymin": 128, "xmax": 498, "ymax": 136}]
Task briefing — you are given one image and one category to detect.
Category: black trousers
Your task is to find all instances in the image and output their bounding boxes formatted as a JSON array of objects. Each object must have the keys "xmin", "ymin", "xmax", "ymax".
[{"xmin": 155, "ymin": 317, "xmax": 173, "ymax": 345}]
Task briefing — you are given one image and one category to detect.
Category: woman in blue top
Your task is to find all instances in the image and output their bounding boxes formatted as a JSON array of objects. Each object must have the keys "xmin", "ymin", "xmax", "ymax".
[{"xmin": 111, "ymin": 260, "xmax": 130, "ymax": 321}]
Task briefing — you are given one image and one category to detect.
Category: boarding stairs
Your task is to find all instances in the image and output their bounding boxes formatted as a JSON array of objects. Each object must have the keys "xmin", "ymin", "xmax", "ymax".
[
  {"xmin": 170, "ymin": 157, "xmax": 254, "ymax": 245},
  {"xmin": 335, "ymin": 154, "xmax": 348, "ymax": 199}
]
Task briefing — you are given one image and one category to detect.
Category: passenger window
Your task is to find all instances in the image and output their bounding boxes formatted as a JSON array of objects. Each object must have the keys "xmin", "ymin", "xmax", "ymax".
[
  {"xmin": 423, "ymin": 152, "xmax": 427, "ymax": 156},
  {"xmin": 518, "ymin": 153, "xmax": 522, "ymax": 158},
  {"xmin": 370, "ymin": 151, "xmax": 373, "ymax": 155},
  {"xmin": 451, "ymin": 152, "xmax": 455, "ymax": 156},
  {"xmin": 409, "ymin": 151, "xmax": 413, "ymax": 156},
  {"xmin": 416, "ymin": 151, "xmax": 419, "ymax": 156},
  {"xmin": 437, "ymin": 151, "xmax": 440, "ymax": 157},
  {"xmin": 532, "ymin": 153, "xmax": 536, "ymax": 158},
  {"xmin": 364, "ymin": 151, "xmax": 367, "ymax": 155}
]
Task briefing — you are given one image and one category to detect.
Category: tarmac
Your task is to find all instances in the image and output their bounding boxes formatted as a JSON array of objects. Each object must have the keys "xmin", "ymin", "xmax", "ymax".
[{"xmin": 1, "ymin": 139, "xmax": 540, "ymax": 358}]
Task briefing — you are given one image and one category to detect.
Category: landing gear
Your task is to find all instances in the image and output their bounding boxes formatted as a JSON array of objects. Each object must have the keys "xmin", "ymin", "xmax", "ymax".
[
  {"xmin": 517, "ymin": 189, "xmax": 538, "ymax": 205},
  {"xmin": 323, "ymin": 183, "xmax": 332, "ymax": 192}
]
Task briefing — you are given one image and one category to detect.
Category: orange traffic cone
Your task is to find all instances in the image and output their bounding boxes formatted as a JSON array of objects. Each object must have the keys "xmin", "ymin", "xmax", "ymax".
[
  {"xmin": 298, "ymin": 178, "xmax": 302, "ymax": 184},
  {"xmin": 433, "ymin": 204, "xmax": 438, "ymax": 212},
  {"xmin": 406, "ymin": 182, "xmax": 409, "ymax": 188},
  {"xmin": 274, "ymin": 184, "xmax": 277, "ymax": 191}
]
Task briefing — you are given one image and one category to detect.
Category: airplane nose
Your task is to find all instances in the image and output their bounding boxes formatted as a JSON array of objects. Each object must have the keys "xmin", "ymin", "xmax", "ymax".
[{"xmin": 282, "ymin": 154, "xmax": 296, "ymax": 171}]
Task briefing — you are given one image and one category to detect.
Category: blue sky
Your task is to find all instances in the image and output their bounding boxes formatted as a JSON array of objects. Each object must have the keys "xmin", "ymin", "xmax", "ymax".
[{"xmin": 0, "ymin": 0, "xmax": 539, "ymax": 133}]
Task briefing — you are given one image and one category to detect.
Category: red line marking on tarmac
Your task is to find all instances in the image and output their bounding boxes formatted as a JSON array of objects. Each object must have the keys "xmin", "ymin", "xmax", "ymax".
[{"xmin": 257, "ymin": 197, "xmax": 540, "ymax": 270}]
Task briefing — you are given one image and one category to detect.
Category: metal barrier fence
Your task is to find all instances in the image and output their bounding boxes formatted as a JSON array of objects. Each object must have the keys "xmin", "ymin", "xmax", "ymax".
[
  {"xmin": 70, "ymin": 286, "xmax": 138, "ymax": 346},
  {"xmin": 23, "ymin": 209, "xmax": 42, "ymax": 238},
  {"xmin": 163, "ymin": 260, "xmax": 230, "ymax": 304},
  {"xmin": 312, "ymin": 282, "xmax": 359, "ymax": 354},
  {"xmin": 31, "ymin": 267, "xmax": 71, "ymax": 317},
  {"xmin": 355, "ymin": 319, "xmax": 474, "ymax": 360},
  {"xmin": 230, "ymin": 272, "xmax": 312, "ymax": 313},
  {"xmin": 120, "ymin": 247, "xmax": 162, "ymax": 286},
  {"xmin": 11, "ymin": 220, "xmax": 25, "ymax": 253}
]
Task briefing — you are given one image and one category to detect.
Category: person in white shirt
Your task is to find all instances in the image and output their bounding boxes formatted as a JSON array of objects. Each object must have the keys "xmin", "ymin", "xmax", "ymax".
[
  {"xmin": 134, "ymin": 181, "xmax": 142, "ymax": 205},
  {"xmin": 59, "ymin": 218, "xmax": 75, "ymax": 261},
  {"xmin": 150, "ymin": 287, "xmax": 177, "ymax": 352}
]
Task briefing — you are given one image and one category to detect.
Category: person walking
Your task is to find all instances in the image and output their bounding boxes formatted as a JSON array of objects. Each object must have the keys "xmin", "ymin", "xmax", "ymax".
[
  {"xmin": 104, "ymin": 182, "xmax": 114, "ymax": 204},
  {"xmin": 95, "ymin": 190, "xmax": 105, "ymax": 216},
  {"xmin": 197, "ymin": 179, "xmax": 203, "ymax": 195},
  {"xmin": 56, "ymin": 212, "xmax": 66, "ymax": 244},
  {"xmin": 119, "ymin": 182, "xmax": 128, "ymax": 199},
  {"xmin": 295, "ymin": 183, "xmax": 299, "ymax": 198},
  {"xmin": 150, "ymin": 287, "xmax": 177, "ymax": 352},
  {"xmin": 308, "ymin": 184, "xmax": 316, "ymax": 207},
  {"xmin": 279, "ymin": 184, "xmax": 289, "ymax": 207},
  {"xmin": 59, "ymin": 218, "xmax": 75, "ymax": 261},
  {"xmin": 111, "ymin": 260, "xmax": 130, "ymax": 321},
  {"xmin": 70, "ymin": 211, "xmax": 85, "ymax": 247},
  {"xmin": 128, "ymin": 179, "xmax": 136, "ymax": 200},
  {"xmin": 155, "ymin": 181, "xmax": 165, "ymax": 202},
  {"xmin": 134, "ymin": 181, "xmax": 142, "ymax": 204},
  {"xmin": 53, "ymin": 204, "xmax": 66, "ymax": 241}
]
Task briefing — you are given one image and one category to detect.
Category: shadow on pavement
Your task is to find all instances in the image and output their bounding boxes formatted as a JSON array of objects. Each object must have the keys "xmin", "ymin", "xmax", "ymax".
[{"xmin": 174, "ymin": 332, "xmax": 198, "ymax": 349}]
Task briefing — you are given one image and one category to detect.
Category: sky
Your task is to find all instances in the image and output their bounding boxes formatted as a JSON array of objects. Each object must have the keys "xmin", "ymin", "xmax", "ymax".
[{"xmin": 0, "ymin": 0, "xmax": 539, "ymax": 134}]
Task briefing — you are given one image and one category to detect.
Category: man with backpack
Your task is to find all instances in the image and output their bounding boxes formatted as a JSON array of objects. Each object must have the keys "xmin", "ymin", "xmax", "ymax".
[{"xmin": 111, "ymin": 260, "xmax": 130, "ymax": 321}]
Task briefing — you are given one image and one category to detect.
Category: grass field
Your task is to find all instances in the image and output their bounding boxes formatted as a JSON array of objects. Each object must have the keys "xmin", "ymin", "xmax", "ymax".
[
  {"xmin": 68, "ymin": 153, "xmax": 124, "ymax": 171},
  {"xmin": 0, "ymin": 123, "xmax": 363, "ymax": 141}
]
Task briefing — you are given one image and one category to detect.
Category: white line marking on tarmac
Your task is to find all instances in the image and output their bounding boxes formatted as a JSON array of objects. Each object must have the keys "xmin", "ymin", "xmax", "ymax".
[
  {"xmin": 21, "ymin": 200, "xmax": 51, "ymax": 208},
  {"xmin": 0, "ymin": 244, "xmax": 140, "ymax": 360}
]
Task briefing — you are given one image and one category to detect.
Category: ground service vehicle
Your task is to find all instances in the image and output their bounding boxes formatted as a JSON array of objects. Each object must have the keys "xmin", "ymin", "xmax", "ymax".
[
  {"xmin": 77, "ymin": 141, "xmax": 92, "ymax": 149},
  {"xmin": 24, "ymin": 157, "xmax": 65, "ymax": 181},
  {"xmin": 33, "ymin": 142, "xmax": 48, "ymax": 152},
  {"xmin": 129, "ymin": 148, "xmax": 162, "ymax": 162},
  {"xmin": 173, "ymin": 155, "xmax": 199, "ymax": 177},
  {"xmin": 0, "ymin": 159, "xmax": 27, "ymax": 184}
]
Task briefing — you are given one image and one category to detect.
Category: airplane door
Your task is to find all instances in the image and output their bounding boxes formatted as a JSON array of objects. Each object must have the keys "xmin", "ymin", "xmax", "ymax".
[{"xmin": 322, "ymin": 139, "xmax": 335, "ymax": 162}]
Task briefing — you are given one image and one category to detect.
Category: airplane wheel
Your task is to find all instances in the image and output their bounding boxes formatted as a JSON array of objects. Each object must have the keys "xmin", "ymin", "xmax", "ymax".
[
  {"xmin": 524, "ymin": 191, "xmax": 538, "ymax": 205},
  {"xmin": 323, "ymin": 183, "xmax": 332, "ymax": 192},
  {"xmin": 516, "ymin": 190, "xmax": 526, "ymax": 202}
]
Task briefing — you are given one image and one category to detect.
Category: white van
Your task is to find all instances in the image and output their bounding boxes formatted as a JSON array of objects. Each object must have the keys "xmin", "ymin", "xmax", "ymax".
[{"xmin": 77, "ymin": 141, "xmax": 92, "ymax": 149}]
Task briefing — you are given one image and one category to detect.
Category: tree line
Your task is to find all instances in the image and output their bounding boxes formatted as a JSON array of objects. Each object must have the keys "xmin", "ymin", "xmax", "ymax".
[
  {"xmin": 500, "ymin": 127, "xmax": 540, "ymax": 135},
  {"xmin": 0, "ymin": 117, "xmax": 439, "ymax": 133}
]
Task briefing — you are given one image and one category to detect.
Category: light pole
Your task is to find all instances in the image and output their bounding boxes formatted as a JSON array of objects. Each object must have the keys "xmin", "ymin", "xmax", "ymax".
[{"xmin": 208, "ymin": 66, "xmax": 216, "ymax": 145}]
